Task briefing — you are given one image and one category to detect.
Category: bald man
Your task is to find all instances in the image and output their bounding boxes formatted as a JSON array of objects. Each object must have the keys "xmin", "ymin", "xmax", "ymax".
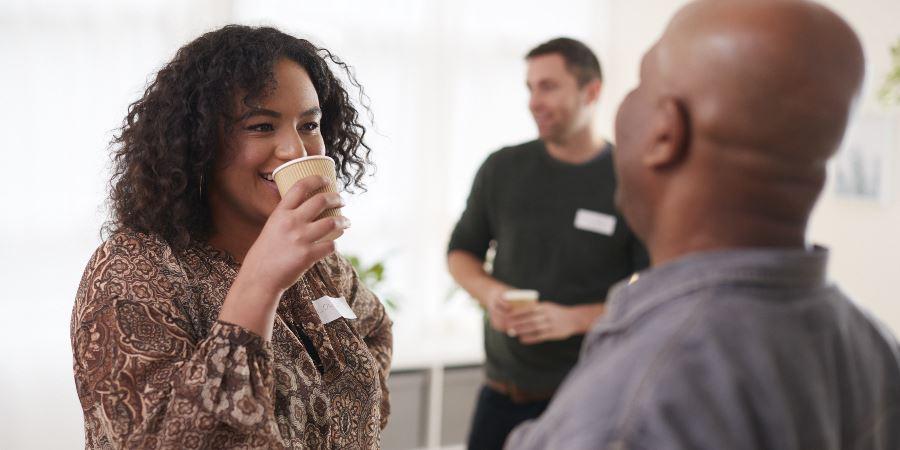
[{"xmin": 506, "ymin": 1, "xmax": 900, "ymax": 449}]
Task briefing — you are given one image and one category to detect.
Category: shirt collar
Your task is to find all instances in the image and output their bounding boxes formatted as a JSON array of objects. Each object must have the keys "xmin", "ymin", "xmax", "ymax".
[{"xmin": 590, "ymin": 245, "xmax": 830, "ymax": 339}]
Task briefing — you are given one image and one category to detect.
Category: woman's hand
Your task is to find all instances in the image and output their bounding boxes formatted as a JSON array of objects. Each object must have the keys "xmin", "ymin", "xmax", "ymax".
[
  {"xmin": 242, "ymin": 176, "xmax": 349, "ymax": 293},
  {"xmin": 218, "ymin": 176, "xmax": 350, "ymax": 339}
]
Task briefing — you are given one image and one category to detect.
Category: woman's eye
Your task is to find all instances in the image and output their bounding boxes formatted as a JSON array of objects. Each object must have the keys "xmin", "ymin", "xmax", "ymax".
[
  {"xmin": 300, "ymin": 122, "xmax": 320, "ymax": 133},
  {"xmin": 247, "ymin": 123, "xmax": 274, "ymax": 132}
]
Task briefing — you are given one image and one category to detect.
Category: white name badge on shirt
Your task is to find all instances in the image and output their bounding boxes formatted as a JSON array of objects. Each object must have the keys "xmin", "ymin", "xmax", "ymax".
[
  {"xmin": 574, "ymin": 208, "xmax": 617, "ymax": 236},
  {"xmin": 312, "ymin": 296, "xmax": 357, "ymax": 324}
]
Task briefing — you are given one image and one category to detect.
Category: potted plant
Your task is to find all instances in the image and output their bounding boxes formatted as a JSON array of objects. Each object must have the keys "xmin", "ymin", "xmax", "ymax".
[
  {"xmin": 346, "ymin": 254, "xmax": 399, "ymax": 312},
  {"xmin": 880, "ymin": 38, "xmax": 900, "ymax": 105}
]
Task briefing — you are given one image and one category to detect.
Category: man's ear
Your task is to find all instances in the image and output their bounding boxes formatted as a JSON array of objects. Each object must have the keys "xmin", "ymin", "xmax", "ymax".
[
  {"xmin": 584, "ymin": 79, "xmax": 602, "ymax": 104},
  {"xmin": 643, "ymin": 98, "xmax": 688, "ymax": 168}
]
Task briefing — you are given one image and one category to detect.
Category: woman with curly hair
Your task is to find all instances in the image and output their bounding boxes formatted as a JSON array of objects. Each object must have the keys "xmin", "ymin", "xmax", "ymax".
[{"xmin": 71, "ymin": 25, "xmax": 392, "ymax": 449}]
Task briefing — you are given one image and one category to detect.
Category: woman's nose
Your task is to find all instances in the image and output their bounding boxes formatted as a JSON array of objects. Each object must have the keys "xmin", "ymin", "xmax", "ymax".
[{"xmin": 274, "ymin": 129, "xmax": 306, "ymax": 160}]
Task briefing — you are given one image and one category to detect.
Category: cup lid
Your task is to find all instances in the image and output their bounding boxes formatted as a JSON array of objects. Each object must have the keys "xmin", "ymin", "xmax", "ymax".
[{"xmin": 272, "ymin": 155, "xmax": 334, "ymax": 176}]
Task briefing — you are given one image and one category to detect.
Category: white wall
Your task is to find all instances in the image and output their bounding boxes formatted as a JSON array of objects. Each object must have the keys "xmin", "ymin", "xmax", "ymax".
[
  {"xmin": 809, "ymin": 0, "xmax": 900, "ymax": 333},
  {"xmin": 0, "ymin": 2, "xmax": 234, "ymax": 448}
]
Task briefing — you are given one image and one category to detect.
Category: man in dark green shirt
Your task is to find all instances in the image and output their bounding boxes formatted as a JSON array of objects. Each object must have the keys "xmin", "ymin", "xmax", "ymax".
[{"xmin": 448, "ymin": 37, "xmax": 647, "ymax": 450}]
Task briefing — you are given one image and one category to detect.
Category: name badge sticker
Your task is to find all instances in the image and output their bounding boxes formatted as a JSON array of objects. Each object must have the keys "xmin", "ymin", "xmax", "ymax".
[
  {"xmin": 574, "ymin": 209, "xmax": 617, "ymax": 236},
  {"xmin": 312, "ymin": 296, "xmax": 357, "ymax": 324}
]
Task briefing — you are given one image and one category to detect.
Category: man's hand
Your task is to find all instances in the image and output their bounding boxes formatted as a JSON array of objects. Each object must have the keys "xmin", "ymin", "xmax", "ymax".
[
  {"xmin": 508, "ymin": 302, "xmax": 605, "ymax": 345},
  {"xmin": 485, "ymin": 286, "xmax": 513, "ymax": 334}
]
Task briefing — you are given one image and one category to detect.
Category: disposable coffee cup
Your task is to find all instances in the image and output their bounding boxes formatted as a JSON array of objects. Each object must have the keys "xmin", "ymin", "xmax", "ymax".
[
  {"xmin": 273, "ymin": 156, "xmax": 344, "ymax": 242},
  {"xmin": 502, "ymin": 289, "xmax": 539, "ymax": 310},
  {"xmin": 503, "ymin": 289, "xmax": 538, "ymax": 338},
  {"xmin": 272, "ymin": 156, "xmax": 342, "ymax": 220}
]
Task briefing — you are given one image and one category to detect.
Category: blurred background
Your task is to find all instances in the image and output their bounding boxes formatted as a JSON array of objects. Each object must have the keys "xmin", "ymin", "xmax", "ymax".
[{"xmin": 1, "ymin": 0, "xmax": 898, "ymax": 448}]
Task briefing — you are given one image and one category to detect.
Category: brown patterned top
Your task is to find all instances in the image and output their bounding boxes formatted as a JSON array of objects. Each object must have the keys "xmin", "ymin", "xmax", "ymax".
[{"xmin": 71, "ymin": 230, "xmax": 392, "ymax": 449}]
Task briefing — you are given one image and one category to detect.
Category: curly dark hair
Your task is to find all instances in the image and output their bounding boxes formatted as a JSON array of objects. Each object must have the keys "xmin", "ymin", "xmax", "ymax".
[{"xmin": 106, "ymin": 25, "xmax": 373, "ymax": 249}]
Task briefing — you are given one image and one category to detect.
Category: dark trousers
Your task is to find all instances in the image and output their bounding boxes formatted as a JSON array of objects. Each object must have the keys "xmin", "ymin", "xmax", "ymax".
[{"xmin": 467, "ymin": 385, "xmax": 551, "ymax": 450}]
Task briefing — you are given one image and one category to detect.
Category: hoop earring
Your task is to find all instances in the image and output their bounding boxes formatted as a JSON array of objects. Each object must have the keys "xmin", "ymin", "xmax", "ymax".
[{"xmin": 199, "ymin": 175, "xmax": 204, "ymax": 199}]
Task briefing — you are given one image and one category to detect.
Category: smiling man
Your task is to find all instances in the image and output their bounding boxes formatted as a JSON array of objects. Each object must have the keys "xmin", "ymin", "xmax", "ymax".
[{"xmin": 447, "ymin": 37, "xmax": 647, "ymax": 449}]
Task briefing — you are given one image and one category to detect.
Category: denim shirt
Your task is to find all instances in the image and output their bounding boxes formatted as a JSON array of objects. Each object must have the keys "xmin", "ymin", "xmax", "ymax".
[{"xmin": 507, "ymin": 247, "xmax": 900, "ymax": 450}]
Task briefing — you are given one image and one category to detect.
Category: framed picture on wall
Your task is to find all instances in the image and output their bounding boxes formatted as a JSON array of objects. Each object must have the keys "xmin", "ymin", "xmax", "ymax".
[{"xmin": 832, "ymin": 111, "xmax": 896, "ymax": 202}]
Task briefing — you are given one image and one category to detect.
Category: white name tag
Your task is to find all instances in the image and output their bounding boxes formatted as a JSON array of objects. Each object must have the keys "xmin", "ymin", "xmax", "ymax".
[
  {"xmin": 574, "ymin": 209, "xmax": 617, "ymax": 236},
  {"xmin": 312, "ymin": 296, "xmax": 357, "ymax": 324}
]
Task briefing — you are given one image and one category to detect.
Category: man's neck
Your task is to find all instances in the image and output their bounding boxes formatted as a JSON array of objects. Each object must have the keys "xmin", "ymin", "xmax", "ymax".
[
  {"xmin": 544, "ymin": 126, "xmax": 606, "ymax": 165},
  {"xmin": 647, "ymin": 201, "xmax": 808, "ymax": 267}
]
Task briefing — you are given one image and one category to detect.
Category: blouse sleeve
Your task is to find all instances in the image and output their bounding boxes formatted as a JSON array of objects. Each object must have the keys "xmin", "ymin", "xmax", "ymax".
[
  {"xmin": 71, "ymin": 236, "xmax": 281, "ymax": 449},
  {"xmin": 324, "ymin": 253, "xmax": 394, "ymax": 429}
]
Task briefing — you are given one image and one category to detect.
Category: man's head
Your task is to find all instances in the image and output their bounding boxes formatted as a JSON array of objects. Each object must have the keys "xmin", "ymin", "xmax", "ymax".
[
  {"xmin": 526, "ymin": 38, "xmax": 603, "ymax": 143},
  {"xmin": 613, "ymin": 0, "xmax": 865, "ymax": 261}
]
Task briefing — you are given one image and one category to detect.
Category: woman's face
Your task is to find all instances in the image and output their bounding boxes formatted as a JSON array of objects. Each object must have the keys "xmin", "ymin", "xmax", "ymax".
[{"xmin": 208, "ymin": 58, "xmax": 326, "ymax": 233}]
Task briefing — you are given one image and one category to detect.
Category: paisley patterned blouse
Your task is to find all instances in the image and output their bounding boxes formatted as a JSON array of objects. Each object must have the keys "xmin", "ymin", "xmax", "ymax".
[{"xmin": 71, "ymin": 230, "xmax": 392, "ymax": 449}]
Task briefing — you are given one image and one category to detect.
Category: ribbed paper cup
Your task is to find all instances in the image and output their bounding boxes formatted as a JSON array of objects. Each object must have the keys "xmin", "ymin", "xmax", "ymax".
[{"xmin": 272, "ymin": 156, "xmax": 341, "ymax": 220}]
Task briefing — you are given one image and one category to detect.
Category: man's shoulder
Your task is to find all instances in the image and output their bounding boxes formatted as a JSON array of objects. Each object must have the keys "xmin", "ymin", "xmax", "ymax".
[
  {"xmin": 505, "ymin": 295, "xmax": 696, "ymax": 449},
  {"xmin": 603, "ymin": 282, "xmax": 898, "ymax": 394},
  {"xmin": 487, "ymin": 139, "xmax": 544, "ymax": 164},
  {"xmin": 579, "ymin": 288, "xmax": 755, "ymax": 391}
]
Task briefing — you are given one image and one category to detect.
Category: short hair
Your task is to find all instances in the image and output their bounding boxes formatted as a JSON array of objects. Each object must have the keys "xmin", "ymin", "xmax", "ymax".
[{"xmin": 526, "ymin": 37, "xmax": 603, "ymax": 85}]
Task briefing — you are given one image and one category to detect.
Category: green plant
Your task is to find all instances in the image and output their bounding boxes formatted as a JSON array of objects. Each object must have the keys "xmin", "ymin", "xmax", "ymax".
[
  {"xmin": 879, "ymin": 38, "xmax": 900, "ymax": 105},
  {"xmin": 346, "ymin": 255, "xmax": 398, "ymax": 312}
]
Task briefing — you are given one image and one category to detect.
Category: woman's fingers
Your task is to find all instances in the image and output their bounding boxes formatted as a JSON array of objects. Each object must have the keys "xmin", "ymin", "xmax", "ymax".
[
  {"xmin": 303, "ymin": 216, "xmax": 351, "ymax": 244},
  {"xmin": 305, "ymin": 239, "xmax": 339, "ymax": 263},
  {"xmin": 293, "ymin": 192, "xmax": 344, "ymax": 222}
]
